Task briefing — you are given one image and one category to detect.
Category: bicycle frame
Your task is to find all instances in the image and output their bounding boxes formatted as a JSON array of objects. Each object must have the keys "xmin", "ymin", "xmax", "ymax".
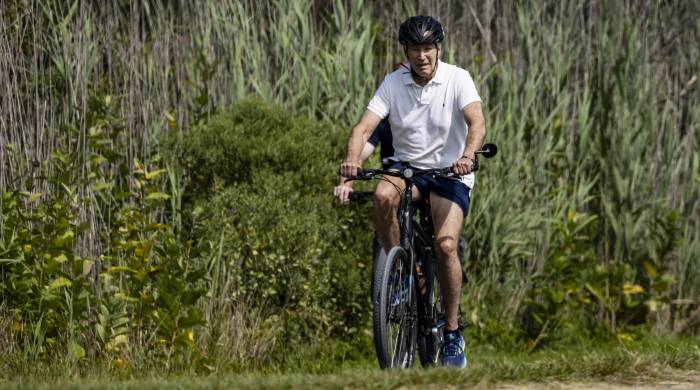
[{"xmin": 391, "ymin": 172, "xmax": 445, "ymax": 356}]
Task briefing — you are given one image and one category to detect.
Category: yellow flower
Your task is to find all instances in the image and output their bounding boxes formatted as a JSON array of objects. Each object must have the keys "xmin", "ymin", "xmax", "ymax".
[
  {"xmin": 623, "ymin": 283, "xmax": 645, "ymax": 295},
  {"xmin": 187, "ymin": 330, "xmax": 194, "ymax": 342},
  {"xmin": 113, "ymin": 358, "xmax": 126, "ymax": 369},
  {"xmin": 617, "ymin": 332, "xmax": 634, "ymax": 342}
]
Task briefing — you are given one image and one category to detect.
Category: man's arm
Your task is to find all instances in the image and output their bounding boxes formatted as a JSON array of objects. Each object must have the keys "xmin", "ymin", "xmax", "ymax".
[
  {"xmin": 340, "ymin": 110, "xmax": 383, "ymax": 177},
  {"xmin": 453, "ymin": 101, "xmax": 486, "ymax": 175},
  {"xmin": 334, "ymin": 142, "xmax": 376, "ymax": 204}
]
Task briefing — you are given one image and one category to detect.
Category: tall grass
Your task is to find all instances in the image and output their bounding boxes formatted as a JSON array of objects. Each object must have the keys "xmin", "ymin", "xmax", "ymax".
[
  {"xmin": 0, "ymin": 0, "xmax": 379, "ymax": 246},
  {"xmin": 460, "ymin": 1, "xmax": 700, "ymax": 343}
]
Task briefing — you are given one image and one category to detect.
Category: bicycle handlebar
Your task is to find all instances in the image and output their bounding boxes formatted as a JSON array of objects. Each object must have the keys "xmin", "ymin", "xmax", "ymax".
[
  {"xmin": 341, "ymin": 143, "xmax": 498, "ymax": 181},
  {"xmin": 345, "ymin": 167, "xmax": 448, "ymax": 202},
  {"xmin": 346, "ymin": 166, "xmax": 455, "ymax": 182}
]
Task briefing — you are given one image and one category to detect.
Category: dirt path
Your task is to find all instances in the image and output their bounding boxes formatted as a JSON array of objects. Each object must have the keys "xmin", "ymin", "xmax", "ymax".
[{"xmin": 488, "ymin": 371, "xmax": 700, "ymax": 390}]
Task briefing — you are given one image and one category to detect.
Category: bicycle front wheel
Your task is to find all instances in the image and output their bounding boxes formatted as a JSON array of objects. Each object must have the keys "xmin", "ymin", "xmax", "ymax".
[{"xmin": 373, "ymin": 246, "xmax": 417, "ymax": 369}]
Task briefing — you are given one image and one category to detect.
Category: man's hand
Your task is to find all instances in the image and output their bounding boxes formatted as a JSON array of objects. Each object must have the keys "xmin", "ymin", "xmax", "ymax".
[
  {"xmin": 340, "ymin": 159, "xmax": 361, "ymax": 178},
  {"xmin": 333, "ymin": 181, "xmax": 354, "ymax": 204},
  {"xmin": 452, "ymin": 155, "xmax": 475, "ymax": 176}
]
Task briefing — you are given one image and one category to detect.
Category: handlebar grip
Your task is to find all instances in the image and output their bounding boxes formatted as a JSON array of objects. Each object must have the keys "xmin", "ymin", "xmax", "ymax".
[
  {"xmin": 338, "ymin": 168, "xmax": 360, "ymax": 176},
  {"xmin": 348, "ymin": 191, "xmax": 373, "ymax": 203},
  {"xmin": 346, "ymin": 169, "xmax": 379, "ymax": 180},
  {"xmin": 338, "ymin": 168, "xmax": 365, "ymax": 178},
  {"xmin": 437, "ymin": 167, "xmax": 453, "ymax": 175}
]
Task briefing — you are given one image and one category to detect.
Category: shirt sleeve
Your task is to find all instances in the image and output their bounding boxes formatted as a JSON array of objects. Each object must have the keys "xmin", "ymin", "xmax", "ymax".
[
  {"xmin": 455, "ymin": 70, "xmax": 481, "ymax": 110},
  {"xmin": 367, "ymin": 75, "xmax": 391, "ymax": 119},
  {"xmin": 367, "ymin": 126, "xmax": 380, "ymax": 146}
]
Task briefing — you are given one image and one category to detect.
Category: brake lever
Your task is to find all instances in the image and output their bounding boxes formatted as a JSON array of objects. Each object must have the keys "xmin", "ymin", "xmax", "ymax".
[
  {"xmin": 343, "ymin": 170, "xmax": 375, "ymax": 182},
  {"xmin": 428, "ymin": 167, "xmax": 455, "ymax": 178}
]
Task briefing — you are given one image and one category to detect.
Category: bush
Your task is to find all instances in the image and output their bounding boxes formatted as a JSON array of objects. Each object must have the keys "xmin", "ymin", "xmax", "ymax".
[
  {"xmin": 179, "ymin": 100, "xmax": 375, "ymax": 366},
  {"xmin": 180, "ymin": 99, "xmax": 345, "ymax": 200}
]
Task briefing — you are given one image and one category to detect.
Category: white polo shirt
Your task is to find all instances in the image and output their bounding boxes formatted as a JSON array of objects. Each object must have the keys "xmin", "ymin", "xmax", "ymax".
[{"xmin": 367, "ymin": 60, "xmax": 481, "ymax": 188}]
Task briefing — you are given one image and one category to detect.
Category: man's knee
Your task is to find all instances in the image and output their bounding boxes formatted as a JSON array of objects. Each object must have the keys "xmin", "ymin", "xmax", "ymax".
[
  {"xmin": 374, "ymin": 186, "xmax": 398, "ymax": 209},
  {"xmin": 435, "ymin": 236, "xmax": 459, "ymax": 260}
]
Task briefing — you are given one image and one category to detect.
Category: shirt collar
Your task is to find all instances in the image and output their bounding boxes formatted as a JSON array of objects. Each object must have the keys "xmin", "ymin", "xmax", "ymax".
[{"xmin": 401, "ymin": 60, "xmax": 447, "ymax": 86}]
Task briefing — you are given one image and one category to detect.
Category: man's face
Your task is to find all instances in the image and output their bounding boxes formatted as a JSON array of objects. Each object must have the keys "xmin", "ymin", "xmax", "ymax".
[{"xmin": 405, "ymin": 43, "xmax": 440, "ymax": 79}]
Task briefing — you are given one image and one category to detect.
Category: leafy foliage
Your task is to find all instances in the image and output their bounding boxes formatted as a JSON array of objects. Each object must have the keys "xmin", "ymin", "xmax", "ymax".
[
  {"xmin": 179, "ymin": 99, "xmax": 343, "ymax": 197},
  {"xmin": 179, "ymin": 100, "xmax": 372, "ymax": 367},
  {"xmin": 0, "ymin": 96, "xmax": 206, "ymax": 372}
]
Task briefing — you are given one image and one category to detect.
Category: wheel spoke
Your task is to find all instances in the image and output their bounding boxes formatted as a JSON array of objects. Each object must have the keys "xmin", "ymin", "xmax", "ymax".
[
  {"xmin": 386, "ymin": 266, "xmax": 398, "ymax": 365},
  {"xmin": 391, "ymin": 265, "xmax": 403, "ymax": 366},
  {"xmin": 390, "ymin": 265, "xmax": 404, "ymax": 366},
  {"xmin": 392, "ymin": 322, "xmax": 403, "ymax": 366},
  {"xmin": 392, "ymin": 305, "xmax": 409, "ymax": 366},
  {"xmin": 388, "ymin": 317, "xmax": 398, "ymax": 362}
]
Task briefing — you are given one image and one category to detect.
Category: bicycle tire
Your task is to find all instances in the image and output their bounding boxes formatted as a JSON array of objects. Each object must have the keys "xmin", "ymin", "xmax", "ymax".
[
  {"xmin": 371, "ymin": 232, "xmax": 385, "ymax": 309},
  {"xmin": 373, "ymin": 246, "xmax": 417, "ymax": 369},
  {"xmin": 371, "ymin": 235, "xmax": 387, "ymax": 356},
  {"xmin": 417, "ymin": 261, "xmax": 443, "ymax": 367}
]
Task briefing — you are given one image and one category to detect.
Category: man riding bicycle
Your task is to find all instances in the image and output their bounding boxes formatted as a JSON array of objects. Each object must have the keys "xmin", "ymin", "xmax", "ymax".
[
  {"xmin": 339, "ymin": 15, "xmax": 486, "ymax": 368},
  {"xmin": 333, "ymin": 116, "xmax": 469, "ymax": 281}
]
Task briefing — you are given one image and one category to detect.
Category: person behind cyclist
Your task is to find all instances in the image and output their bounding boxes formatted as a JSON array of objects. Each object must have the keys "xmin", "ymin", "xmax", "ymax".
[
  {"xmin": 335, "ymin": 61, "xmax": 405, "ymax": 204},
  {"xmin": 340, "ymin": 15, "xmax": 486, "ymax": 368},
  {"xmin": 333, "ymin": 117, "xmax": 393, "ymax": 203}
]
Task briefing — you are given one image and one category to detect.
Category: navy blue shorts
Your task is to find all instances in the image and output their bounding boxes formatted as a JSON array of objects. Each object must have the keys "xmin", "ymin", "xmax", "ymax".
[{"xmin": 390, "ymin": 162, "xmax": 471, "ymax": 217}]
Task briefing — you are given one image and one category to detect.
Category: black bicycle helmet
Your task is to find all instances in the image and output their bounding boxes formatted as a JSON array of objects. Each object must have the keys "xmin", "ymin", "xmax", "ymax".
[{"xmin": 398, "ymin": 16, "xmax": 444, "ymax": 45}]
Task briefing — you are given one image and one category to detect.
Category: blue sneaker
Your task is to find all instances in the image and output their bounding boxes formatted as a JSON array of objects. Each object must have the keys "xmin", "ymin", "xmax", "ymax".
[{"xmin": 441, "ymin": 332, "xmax": 467, "ymax": 368}]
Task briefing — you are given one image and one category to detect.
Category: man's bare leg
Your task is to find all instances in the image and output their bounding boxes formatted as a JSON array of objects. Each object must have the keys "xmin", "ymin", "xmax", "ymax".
[
  {"xmin": 430, "ymin": 193, "xmax": 465, "ymax": 332},
  {"xmin": 373, "ymin": 178, "xmax": 422, "ymax": 253}
]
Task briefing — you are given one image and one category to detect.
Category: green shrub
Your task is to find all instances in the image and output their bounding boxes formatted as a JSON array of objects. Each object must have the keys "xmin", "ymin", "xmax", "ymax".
[
  {"xmin": 178, "ymin": 100, "xmax": 375, "ymax": 367},
  {"xmin": 180, "ymin": 99, "xmax": 345, "ymax": 200}
]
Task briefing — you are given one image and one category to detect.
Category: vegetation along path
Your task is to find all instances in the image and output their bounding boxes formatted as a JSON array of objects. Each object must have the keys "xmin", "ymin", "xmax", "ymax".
[
  {"xmin": 2, "ymin": 339, "xmax": 700, "ymax": 389},
  {"xmin": 3, "ymin": 370, "xmax": 700, "ymax": 390}
]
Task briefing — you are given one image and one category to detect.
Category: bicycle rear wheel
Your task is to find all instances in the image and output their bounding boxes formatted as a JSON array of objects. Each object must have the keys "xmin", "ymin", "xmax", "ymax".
[
  {"xmin": 417, "ymin": 261, "xmax": 444, "ymax": 367},
  {"xmin": 373, "ymin": 246, "xmax": 417, "ymax": 369}
]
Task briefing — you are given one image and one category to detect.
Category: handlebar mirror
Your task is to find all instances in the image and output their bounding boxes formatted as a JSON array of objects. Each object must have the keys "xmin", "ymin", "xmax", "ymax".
[{"xmin": 478, "ymin": 143, "xmax": 498, "ymax": 158}]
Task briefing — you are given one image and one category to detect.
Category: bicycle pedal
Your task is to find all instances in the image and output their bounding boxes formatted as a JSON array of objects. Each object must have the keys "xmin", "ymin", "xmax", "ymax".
[{"xmin": 458, "ymin": 319, "xmax": 471, "ymax": 330}]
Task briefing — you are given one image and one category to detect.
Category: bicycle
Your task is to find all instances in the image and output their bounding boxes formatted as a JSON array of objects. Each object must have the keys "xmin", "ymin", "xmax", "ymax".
[{"xmin": 345, "ymin": 143, "xmax": 498, "ymax": 369}]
